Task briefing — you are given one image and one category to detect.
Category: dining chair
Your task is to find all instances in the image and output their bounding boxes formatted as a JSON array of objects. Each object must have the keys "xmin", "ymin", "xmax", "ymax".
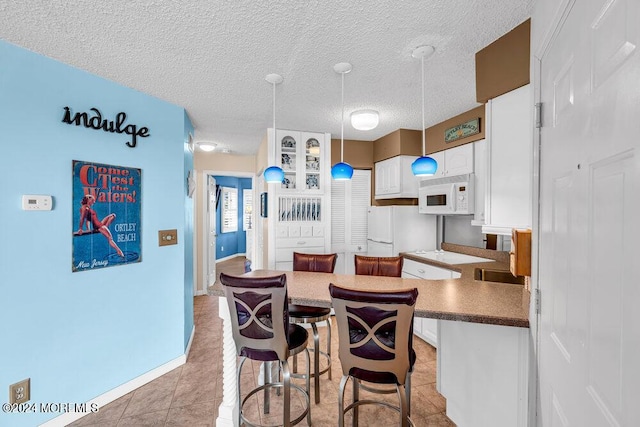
[
  {"xmin": 288, "ymin": 251, "xmax": 337, "ymax": 404},
  {"xmin": 329, "ymin": 283, "xmax": 418, "ymax": 427},
  {"xmin": 220, "ymin": 272, "xmax": 311, "ymax": 426},
  {"xmin": 354, "ymin": 254, "xmax": 403, "ymax": 277}
]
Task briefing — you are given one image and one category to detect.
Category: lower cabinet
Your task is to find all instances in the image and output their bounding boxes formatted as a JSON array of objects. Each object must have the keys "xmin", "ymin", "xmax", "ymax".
[
  {"xmin": 402, "ymin": 258, "xmax": 461, "ymax": 348},
  {"xmin": 274, "ymin": 226, "xmax": 326, "ymax": 271},
  {"xmin": 438, "ymin": 320, "xmax": 529, "ymax": 426}
]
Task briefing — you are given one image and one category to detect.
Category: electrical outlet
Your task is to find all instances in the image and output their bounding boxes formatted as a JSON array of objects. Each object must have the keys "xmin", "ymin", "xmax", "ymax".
[
  {"xmin": 221, "ymin": 246, "xmax": 224, "ymax": 251},
  {"xmin": 9, "ymin": 378, "xmax": 30, "ymax": 405}
]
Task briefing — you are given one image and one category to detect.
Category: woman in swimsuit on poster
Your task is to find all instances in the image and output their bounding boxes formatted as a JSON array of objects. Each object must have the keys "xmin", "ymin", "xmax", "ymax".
[{"xmin": 76, "ymin": 194, "xmax": 124, "ymax": 257}]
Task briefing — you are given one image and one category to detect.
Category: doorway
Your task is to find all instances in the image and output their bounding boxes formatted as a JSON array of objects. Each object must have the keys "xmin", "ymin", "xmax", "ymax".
[{"xmin": 199, "ymin": 170, "xmax": 255, "ymax": 294}]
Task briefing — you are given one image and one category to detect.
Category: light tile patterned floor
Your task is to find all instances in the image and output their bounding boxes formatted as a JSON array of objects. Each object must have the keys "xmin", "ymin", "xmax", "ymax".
[{"xmin": 70, "ymin": 256, "xmax": 455, "ymax": 426}]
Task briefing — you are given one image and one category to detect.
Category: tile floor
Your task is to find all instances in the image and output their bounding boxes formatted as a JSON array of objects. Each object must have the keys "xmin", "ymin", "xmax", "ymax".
[{"xmin": 70, "ymin": 256, "xmax": 455, "ymax": 426}]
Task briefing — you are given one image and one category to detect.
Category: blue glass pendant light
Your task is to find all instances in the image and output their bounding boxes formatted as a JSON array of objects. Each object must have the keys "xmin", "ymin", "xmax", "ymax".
[
  {"xmin": 331, "ymin": 62, "xmax": 354, "ymax": 180},
  {"xmin": 411, "ymin": 45, "xmax": 438, "ymax": 177},
  {"xmin": 264, "ymin": 165, "xmax": 285, "ymax": 183},
  {"xmin": 264, "ymin": 73, "xmax": 285, "ymax": 183}
]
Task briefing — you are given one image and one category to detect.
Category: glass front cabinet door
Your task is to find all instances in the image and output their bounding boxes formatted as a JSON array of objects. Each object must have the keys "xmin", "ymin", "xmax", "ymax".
[{"xmin": 276, "ymin": 130, "xmax": 325, "ymax": 193}]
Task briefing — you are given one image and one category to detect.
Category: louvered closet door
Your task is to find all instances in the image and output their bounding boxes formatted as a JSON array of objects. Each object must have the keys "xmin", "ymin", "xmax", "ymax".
[{"xmin": 331, "ymin": 170, "xmax": 371, "ymax": 274}]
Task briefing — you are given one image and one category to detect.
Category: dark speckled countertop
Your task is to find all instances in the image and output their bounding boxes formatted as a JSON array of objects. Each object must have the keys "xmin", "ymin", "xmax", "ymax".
[{"xmin": 208, "ymin": 243, "xmax": 530, "ymax": 328}]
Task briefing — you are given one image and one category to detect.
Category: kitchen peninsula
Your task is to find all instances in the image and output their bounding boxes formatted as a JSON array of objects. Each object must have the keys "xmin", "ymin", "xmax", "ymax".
[{"xmin": 208, "ymin": 245, "xmax": 531, "ymax": 427}]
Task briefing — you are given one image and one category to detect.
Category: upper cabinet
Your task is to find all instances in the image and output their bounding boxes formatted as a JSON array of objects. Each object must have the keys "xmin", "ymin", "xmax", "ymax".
[
  {"xmin": 268, "ymin": 128, "xmax": 332, "ymax": 270},
  {"xmin": 471, "ymin": 139, "xmax": 487, "ymax": 226},
  {"xmin": 421, "ymin": 143, "xmax": 475, "ymax": 180},
  {"xmin": 276, "ymin": 129, "xmax": 327, "ymax": 193},
  {"xmin": 481, "ymin": 84, "xmax": 532, "ymax": 235},
  {"xmin": 374, "ymin": 155, "xmax": 419, "ymax": 199}
]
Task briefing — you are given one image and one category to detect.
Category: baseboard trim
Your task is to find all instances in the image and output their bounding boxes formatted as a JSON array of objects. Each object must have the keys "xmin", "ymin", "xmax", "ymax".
[
  {"xmin": 39, "ymin": 353, "xmax": 187, "ymax": 427},
  {"xmin": 185, "ymin": 325, "xmax": 195, "ymax": 357},
  {"xmin": 194, "ymin": 289, "xmax": 208, "ymax": 296}
]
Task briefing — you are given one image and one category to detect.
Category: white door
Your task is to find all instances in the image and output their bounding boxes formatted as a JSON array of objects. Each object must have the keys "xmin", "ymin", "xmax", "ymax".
[
  {"xmin": 537, "ymin": 1, "xmax": 640, "ymax": 425},
  {"xmin": 331, "ymin": 169, "xmax": 370, "ymax": 274},
  {"xmin": 206, "ymin": 176, "xmax": 217, "ymax": 286}
]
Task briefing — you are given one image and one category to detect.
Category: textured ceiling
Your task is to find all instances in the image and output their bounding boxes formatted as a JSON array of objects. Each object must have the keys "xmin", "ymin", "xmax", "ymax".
[{"xmin": 0, "ymin": 0, "xmax": 532, "ymax": 155}]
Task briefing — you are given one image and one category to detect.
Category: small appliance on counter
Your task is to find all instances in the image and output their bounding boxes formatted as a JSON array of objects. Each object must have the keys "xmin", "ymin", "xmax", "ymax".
[{"xmin": 366, "ymin": 205, "xmax": 437, "ymax": 256}]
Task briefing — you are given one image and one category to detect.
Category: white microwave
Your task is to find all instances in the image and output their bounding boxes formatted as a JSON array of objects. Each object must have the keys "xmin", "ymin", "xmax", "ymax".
[{"xmin": 418, "ymin": 173, "xmax": 475, "ymax": 215}]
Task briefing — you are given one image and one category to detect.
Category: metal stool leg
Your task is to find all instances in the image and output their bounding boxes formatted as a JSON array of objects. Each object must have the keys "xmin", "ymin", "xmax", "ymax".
[
  {"xmin": 311, "ymin": 322, "xmax": 321, "ymax": 404},
  {"xmin": 338, "ymin": 375, "xmax": 349, "ymax": 427},
  {"xmin": 263, "ymin": 361, "xmax": 271, "ymax": 415},
  {"xmin": 326, "ymin": 317, "xmax": 332, "ymax": 380},
  {"xmin": 352, "ymin": 379, "xmax": 360, "ymax": 427}
]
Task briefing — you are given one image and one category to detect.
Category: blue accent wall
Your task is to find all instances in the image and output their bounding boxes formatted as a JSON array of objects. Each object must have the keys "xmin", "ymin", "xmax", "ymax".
[
  {"xmin": 0, "ymin": 40, "xmax": 194, "ymax": 426},
  {"xmin": 213, "ymin": 176, "xmax": 252, "ymax": 260}
]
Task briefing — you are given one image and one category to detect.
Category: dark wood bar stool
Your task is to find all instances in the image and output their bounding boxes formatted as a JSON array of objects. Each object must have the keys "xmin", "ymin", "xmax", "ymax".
[
  {"xmin": 354, "ymin": 254, "xmax": 403, "ymax": 277},
  {"xmin": 329, "ymin": 283, "xmax": 418, "ymax": 427},
  {"xmin": 220, "ymin": 273, "xmax": 311, "ymax": 427},
  {"xmin": 288, "ymin": 251, "xmax": 337, "ymax": 404}
]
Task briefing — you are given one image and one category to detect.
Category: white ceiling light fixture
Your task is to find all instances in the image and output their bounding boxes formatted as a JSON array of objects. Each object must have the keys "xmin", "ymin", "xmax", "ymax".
[
  {"xmin": 411, "ymin": 45, "xmax": 438, "ymax": 177},
  {"xmin": 331, "ymin": 62, "xmax": 354, "ymax": 181},
  {"xmin": 350, "ymin": 109, "xmax": 379, "ymax": 131},
  {"xmin": 263, "ymin": 73, "xmax": 285, "ymax": 183},
  {"xmin": 197, "ymin": 141, "xmax": 217, "ymax": 152}
]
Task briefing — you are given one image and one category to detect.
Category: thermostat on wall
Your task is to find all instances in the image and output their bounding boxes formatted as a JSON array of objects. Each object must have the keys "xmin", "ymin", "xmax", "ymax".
[{"xmin": 22, "ymin": 195, "xmax": 53, "ymax": 211}]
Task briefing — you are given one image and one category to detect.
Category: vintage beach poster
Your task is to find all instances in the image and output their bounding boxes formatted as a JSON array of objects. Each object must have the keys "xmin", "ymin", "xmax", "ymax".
[{"xmin": 72, "ymin": 160, "xmax": 141, "ymax": 271}]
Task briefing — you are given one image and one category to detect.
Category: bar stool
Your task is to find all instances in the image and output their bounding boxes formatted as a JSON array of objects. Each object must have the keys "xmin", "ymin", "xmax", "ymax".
[
  {"xmin": 220, "ymin": 272, "xmax": 311, "ymax": 427},
  {"xmin": 329, "ymin": 283, "xmax": 418, "ymax": 427},
  {"xmin": 354, "ymin": 255, "xmax": 403, "ymax": 277},
  {"xmin": 288, "ymin": 252, "xmax": 337, "ymax": 404}
]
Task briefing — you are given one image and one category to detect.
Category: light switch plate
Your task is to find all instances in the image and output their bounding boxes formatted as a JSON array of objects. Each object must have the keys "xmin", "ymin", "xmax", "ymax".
[{"xmin": 158, "ymin": 229, "xmax": 178, "ymax": 246}]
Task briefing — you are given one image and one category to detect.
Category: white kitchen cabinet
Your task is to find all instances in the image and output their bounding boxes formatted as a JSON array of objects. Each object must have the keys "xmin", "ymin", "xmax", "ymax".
[
  {"xmin": 402, "ymin": 258, "xmax": 461, "ymax": 348},
  {"xmin": 374, "ymin": 155, "xmax": 420, "ymax": 199},
  {"xmin": 403, "ymin": 258, "xmax": 458, "ymax": 280},
  {"xmin": 276, "ymin": 129, "xmax": 328, "ymax": 192},
  {"xmin": 267, "ymin": 128, "xmax": 332, "ymax": 270},
  {"xmin": 439, "ymin": 320, "xmax": 529, "ymax": 426},
  {"xmin": 422, "ymin": 143, "xmax": 475, "ymax": 180},
  {"xmin": 471, "ymin": 139, "xmax": 487, "ymax": 226},
  {"xmin": 482, "ymin": 85, "xmax": 532, "ymax": 235}
]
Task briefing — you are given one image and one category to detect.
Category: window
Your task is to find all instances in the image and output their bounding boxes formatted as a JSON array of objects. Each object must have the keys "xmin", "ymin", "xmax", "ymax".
[
  {"xmin": 243, "ymin": 189, "xmax": 252, "ymax": 231},
  {"xmin": 221, "ymin": 187, "xmax": 238, "ymax": 233}
]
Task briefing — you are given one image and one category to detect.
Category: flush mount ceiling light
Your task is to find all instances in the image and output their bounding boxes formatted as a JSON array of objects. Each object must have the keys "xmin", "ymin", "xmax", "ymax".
[
  {"xmin": 351, "ymin": 109, "xmax": 379, "ymax": 131},
  {"xmin": 331, "ymin": 62, "xmax": 354, "ymax": 181},
  {"xmin": 197, "ymin": 141, "xmax": 217, "ymax": 152},
  {"xmin": 411, "ymin": 45, "xmax": 438, "ymax": 177},
  {"xmin": 264, "ymin": 73, "xmax": 285, "ymax": 184}
]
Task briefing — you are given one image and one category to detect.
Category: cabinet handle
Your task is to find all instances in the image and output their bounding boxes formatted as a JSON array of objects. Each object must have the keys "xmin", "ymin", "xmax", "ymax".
[
  {"xmin": 417, "ymin": 269, "xmax": 425, "ymax": 274},
  {"xmin": 297, "ymin": 241, "xmax": 306, "ymax": 245}
]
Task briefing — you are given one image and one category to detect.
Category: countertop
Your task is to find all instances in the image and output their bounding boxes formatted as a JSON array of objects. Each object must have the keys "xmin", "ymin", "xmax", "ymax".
[{"xmin": 208, "ymin": 243, "xmax": 530, "ymax": 328}]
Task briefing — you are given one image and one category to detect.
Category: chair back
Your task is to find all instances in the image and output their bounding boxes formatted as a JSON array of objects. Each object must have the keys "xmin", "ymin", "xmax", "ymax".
[
  {"xmin": 329, "ymin": 283, "xmax": 417, "ymax": 385},
  {"xmin": 220, "ymin": 273, "xmax": 290, "ymax": 361},
  {"xmin": 293, "ymin": 252, "xmax": 338, "ymax": 273},
  {"xmin": 354, "ymin": 255, "xmax": 403, "ymax": 277}
]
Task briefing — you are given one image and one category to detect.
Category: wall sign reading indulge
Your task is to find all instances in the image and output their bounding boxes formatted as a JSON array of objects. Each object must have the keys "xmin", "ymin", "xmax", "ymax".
[{"xmin": 62, "ymin": 106, "xmax": 150, "ymax": 148}]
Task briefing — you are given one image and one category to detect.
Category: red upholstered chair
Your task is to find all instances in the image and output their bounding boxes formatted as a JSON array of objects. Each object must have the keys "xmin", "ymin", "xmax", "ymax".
[
  {"xmin": 329, "ymin": 283, "xmax": 418, "ymax": 427},
  {"xmin": 354, "ymin": 255, "xmax": 404, "ymax": 277},
  {"xmin": 220, "ymin": 273, "xmax": 311, "ymax": 426},
  {"xmin": 288, "ymin": 252, "xmax": 337, "ymax": 404}
]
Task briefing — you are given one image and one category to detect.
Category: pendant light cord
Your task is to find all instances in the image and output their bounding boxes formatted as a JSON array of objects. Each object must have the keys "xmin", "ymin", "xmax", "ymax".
[
  {"xmin": 272, "ymin": 81, "xmax": 276, "ymax": 134},
  {"xmin": 421, "ymin": 54, "xmax": 426, "ymax": 156},
  {"xmin": 341, "ymin": 70, "xmax": 345, "ymax": 162}
]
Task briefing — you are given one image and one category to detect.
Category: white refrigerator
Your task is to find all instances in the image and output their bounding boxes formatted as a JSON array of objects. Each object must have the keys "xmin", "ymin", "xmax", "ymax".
[{"xmin": 367, "ymin": 205, "xmax": 437, "ymax": 256}]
